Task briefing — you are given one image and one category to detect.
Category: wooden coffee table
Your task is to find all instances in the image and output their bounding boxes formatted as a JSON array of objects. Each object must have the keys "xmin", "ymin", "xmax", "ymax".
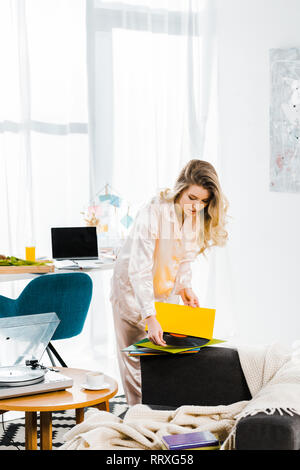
[{"xmin": 0, "ymin": 368, "xmax": 118, "ymax": 450}]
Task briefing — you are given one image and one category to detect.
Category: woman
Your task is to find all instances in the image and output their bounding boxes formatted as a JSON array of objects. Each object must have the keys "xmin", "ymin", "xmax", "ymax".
[{"xmin": 109, "ymin": 159, "xmax": 229, "ymax": 406}]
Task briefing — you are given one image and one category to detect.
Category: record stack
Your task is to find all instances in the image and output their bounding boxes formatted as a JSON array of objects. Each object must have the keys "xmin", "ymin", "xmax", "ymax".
[{"xmin": 122, "ymin": 302, "xmax": 225, "ymax": 357}]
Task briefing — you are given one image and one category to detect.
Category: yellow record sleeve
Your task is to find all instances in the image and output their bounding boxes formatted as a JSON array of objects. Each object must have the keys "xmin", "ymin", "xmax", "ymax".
[{"xmin": 145, "ymin": 302, "xmax": 216, "ymax": 339}]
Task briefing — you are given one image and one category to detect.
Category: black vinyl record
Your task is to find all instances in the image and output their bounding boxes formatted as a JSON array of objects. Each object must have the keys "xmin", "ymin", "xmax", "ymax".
[{"xmin": 162, "ymin": 333, "xmax": 209, "ymax": 348}]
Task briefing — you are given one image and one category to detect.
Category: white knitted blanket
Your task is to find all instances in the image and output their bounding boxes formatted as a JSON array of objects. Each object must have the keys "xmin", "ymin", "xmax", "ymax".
[{"xmin": 60, "ymin": 343, "xmax": 300, "ymax": 450}]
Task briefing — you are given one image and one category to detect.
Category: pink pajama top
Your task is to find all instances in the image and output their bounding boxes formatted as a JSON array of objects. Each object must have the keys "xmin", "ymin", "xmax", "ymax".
[{"xmin": 109, "ymin": 192, "xmax": 201, "ymax": 325}]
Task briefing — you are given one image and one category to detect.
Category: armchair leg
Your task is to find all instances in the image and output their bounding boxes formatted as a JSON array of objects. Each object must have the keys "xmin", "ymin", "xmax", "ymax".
[{"xmin": 47, "ymin": 342, "xmax": 68, "ymax": 368}]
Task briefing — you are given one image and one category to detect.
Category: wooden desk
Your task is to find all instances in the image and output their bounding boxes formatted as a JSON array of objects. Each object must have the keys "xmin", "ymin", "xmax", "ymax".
[
  {"xmin": 0, "ymin": 263, "xmax": 115, "ymax": 283},
  {"xmin": 0, "ymin": 368, "xmax": 118, "ymax": 450}
]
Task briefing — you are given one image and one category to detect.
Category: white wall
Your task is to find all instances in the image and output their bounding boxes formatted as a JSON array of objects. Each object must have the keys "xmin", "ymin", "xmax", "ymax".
[{"xmin": 216, "ymin": 0, "xmax": 300, "ymax": 346}]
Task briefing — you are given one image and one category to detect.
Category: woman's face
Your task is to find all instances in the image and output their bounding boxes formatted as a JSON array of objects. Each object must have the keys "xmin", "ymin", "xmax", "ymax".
[{"xmin": 177, "ymin": 185, "xmax": 211, "ymax": 216}]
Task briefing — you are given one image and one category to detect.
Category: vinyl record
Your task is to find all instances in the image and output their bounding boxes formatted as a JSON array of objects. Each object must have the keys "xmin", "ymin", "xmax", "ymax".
[
  {"xmin": 163, "ymin": 333, "xmax": 209, "ymax": 348},
  {"xmin": 0, "ymin": 366, "xmax": 46, "ymax": 387}
]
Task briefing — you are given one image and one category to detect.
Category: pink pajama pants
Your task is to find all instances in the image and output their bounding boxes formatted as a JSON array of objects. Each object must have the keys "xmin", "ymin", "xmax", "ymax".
[{"xmin": 111, "ymin": 292, "xmax": 181, "ymax": 407}]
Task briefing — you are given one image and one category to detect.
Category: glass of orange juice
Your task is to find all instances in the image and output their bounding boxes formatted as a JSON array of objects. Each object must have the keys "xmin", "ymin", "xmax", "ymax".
[{"xmin": 25, "ymin": 246, "xmax": 36, "ymax": 261}]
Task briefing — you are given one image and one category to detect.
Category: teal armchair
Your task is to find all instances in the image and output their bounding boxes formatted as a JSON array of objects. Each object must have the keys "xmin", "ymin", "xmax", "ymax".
[{"xmin": 0, "ymin": 273, "xmax": 93, "ymax": 367}]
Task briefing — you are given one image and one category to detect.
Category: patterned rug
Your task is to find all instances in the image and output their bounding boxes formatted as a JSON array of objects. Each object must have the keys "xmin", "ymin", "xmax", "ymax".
[{"xmin": 0, "ymin": 394, "xmax": 128, "ymax": 450}]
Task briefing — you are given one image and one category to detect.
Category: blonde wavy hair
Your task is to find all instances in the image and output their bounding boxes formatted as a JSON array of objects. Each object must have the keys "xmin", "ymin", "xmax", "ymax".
[{"xmin": 160, "ymin": 159, "xmax": 229, "ymax": 255}]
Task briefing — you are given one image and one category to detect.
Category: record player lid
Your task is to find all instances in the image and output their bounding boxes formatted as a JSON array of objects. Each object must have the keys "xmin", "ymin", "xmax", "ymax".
[{"xmin": 0, "ymin": 312, "xmax": 60, "ymax": 367}]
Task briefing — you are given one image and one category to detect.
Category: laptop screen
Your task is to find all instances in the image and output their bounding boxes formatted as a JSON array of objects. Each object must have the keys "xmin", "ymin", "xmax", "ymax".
[{"xmin": 51, "ymin": 227, "xmax": 98, "ymax": 260}]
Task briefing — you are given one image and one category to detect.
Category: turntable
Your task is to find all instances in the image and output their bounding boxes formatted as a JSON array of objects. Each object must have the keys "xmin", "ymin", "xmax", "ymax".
[{"xmin": 0, "ymin": 312, "xmax": 73, "ymax": 399}]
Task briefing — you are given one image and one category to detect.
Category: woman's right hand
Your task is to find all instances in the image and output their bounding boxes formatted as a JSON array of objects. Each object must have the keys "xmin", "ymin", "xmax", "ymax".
[{"xmin": 146, "ymin": 315, "xmax": 167, "ymax": 347}]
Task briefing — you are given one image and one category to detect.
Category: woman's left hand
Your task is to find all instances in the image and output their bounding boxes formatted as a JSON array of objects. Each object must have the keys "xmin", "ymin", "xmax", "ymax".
[{"xmin": 179, "ymin": 288, "xmax": 200, "ymax": 308}]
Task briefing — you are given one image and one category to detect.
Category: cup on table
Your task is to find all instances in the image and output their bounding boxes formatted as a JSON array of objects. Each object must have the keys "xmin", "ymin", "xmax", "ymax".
[
  {"xmin": 85, "ymin": 371, "xmax": 105, "ymax": 389},
  {"xmin": 25, "ymin": 246, "xmax": 36, "ymax": 261}
]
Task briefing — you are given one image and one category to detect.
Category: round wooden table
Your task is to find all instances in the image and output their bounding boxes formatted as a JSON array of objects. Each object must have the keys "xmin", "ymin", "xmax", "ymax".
[{"xmin": 0, "ymin": 368, "xmax": 118, "ymax": 450}]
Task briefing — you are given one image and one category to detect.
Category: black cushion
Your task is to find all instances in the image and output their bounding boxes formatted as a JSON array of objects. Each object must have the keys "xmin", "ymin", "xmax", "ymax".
[
  {"xmin": 141, "ymin": 346, "xmax": 252, "ymax": 407},
  {"xmin": 236, "ymin": 411, "xmax": 300, "ymax": 450}
]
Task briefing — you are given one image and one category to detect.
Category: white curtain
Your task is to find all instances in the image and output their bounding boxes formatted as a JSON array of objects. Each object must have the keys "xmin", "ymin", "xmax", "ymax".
[
  {"xmin": 0, "ymin": 0, "xmax": 89, "ymax": 260},
  {"xmin": 86, "ymin": 0, "xmax": 234, "ymax": 344},
  {"xmin": 86, "ymin": 0, "xmax": 218, "ymax": 205},
  {"xmin": 0, "ymin": 0, "xmax": 124, "ymax": 381},
  {"xmin": 0, "ymin": 1, "xmax": 97, "ymax": 369}
]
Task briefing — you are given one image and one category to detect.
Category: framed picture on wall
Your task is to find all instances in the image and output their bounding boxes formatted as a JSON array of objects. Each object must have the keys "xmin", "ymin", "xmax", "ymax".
[{"xmin": 270, "ymin": 47, "xmax": 300, "ymax": 192}]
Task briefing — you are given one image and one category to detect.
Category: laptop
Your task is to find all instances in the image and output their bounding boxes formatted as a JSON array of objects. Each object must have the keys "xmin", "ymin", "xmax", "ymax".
[{"xmin": 51, "ymin": 227, "xmax": 99, "ymax": 261}]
